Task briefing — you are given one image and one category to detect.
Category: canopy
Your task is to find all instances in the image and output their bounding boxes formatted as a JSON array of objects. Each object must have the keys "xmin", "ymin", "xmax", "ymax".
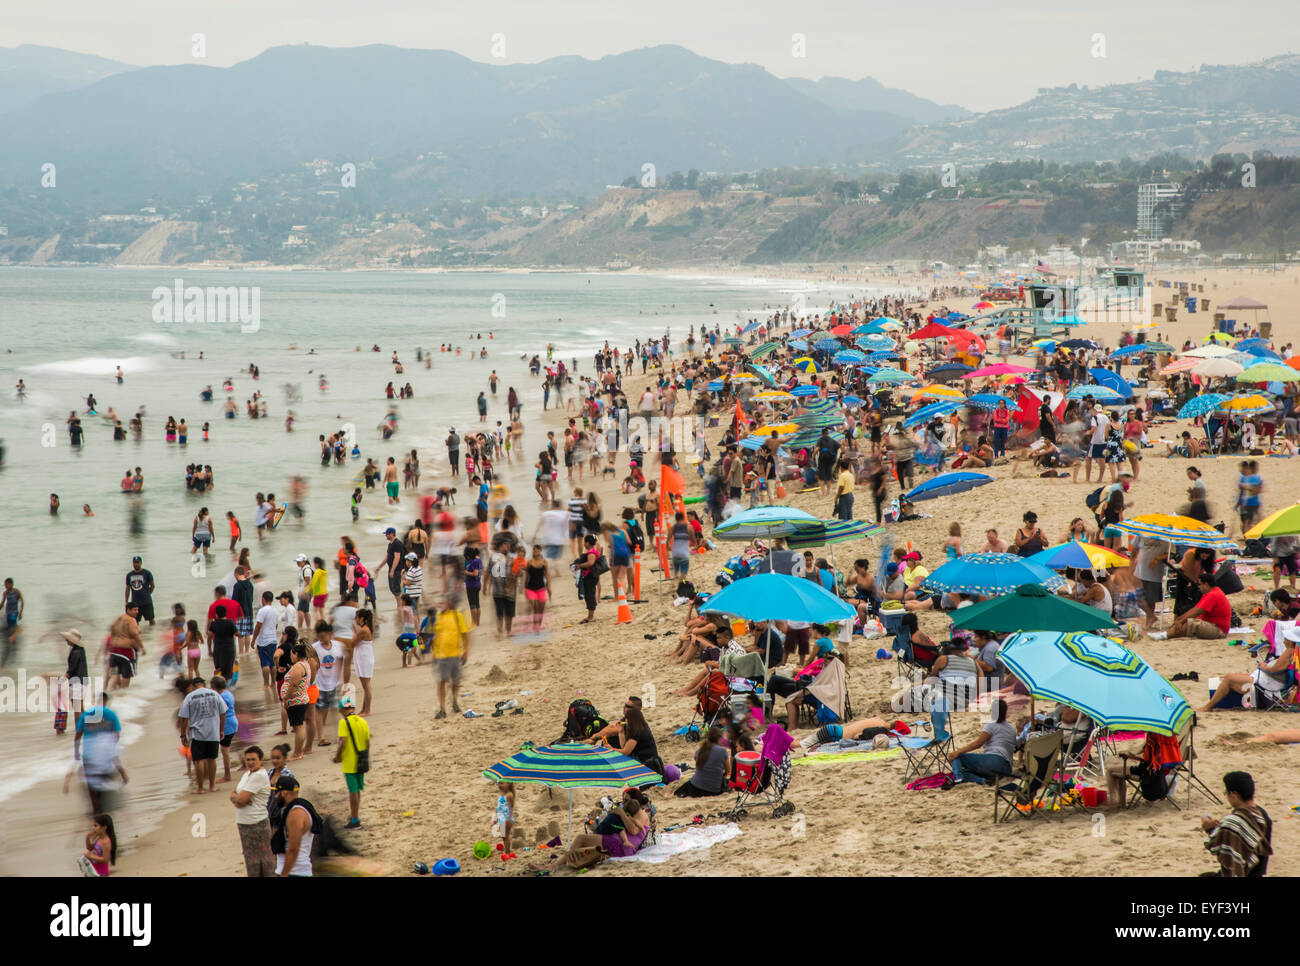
[
  {"xmin": 997, "ymin": 632, "xmax": 1193, "ymax": 737},
  {"xmin": 903, "ymin": 471, "xmax": 993, "ymax": 501},
  {"xmin": 701, "ymin": 573, "xmax": 855, "ymax": 623},
  {"xmin": 921, "ymin": 553, "xmax": 1066, "ymax": 597},
  {"xmin": 712, "ymin": 505, "xmax": 821, "ymax": 540},
  {"xmin": 949, "ymin": 583, "xmax": 1117, "ymax": 633},
  {"xmin": 1027, "ymin": 540, "xmax": 1130, "ymax": 571},
  {"xmin": 1221, "ymin": 296, "xmax": 1267, "ymax": 310},
  {"xmin": 1244, "ymin": 503, "xmax": 1300, "ymax": 540},
  {"xmin": 1112, "ymin": 514, "xmax": 1237, "ymax": 550}
]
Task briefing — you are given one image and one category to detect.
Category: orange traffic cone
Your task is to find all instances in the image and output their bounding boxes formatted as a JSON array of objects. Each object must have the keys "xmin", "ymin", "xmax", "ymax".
[
  {"xmin": 632, "ymin": 551, "xmax": 642, "ymax": 602},
  {"xmin": 616, "ymin": 587, "xmax": 633, "ymax": 624}
]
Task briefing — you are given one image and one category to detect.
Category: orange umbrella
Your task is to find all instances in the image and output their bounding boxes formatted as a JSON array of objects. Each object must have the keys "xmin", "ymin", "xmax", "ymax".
[{"xmin": 1287, "ymin": 356, "xmax": 1300, "ymax": 371}]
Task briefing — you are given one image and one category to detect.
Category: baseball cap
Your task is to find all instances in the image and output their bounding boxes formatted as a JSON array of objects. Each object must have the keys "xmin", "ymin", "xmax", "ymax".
[
  {"xmin": 338, "ymin": 692, "xmax": 356, "ymax": 710},
  {"xmin": 405, "ymin": 552, "xmax": 418, "ymax": 560},
  {"xmin": 274, "ymin": 774, "xmax": 301, "ymax": 792},
  {"xmin": 132, "ymin": 555, "xmax": 142, "ymax": 563},
  {"xmin": 294, "ymin": 553, "xmax": 308, "ymax": 563},
  {"xmin": 384, "ymin": 527, "xmax": 396, "ymax": 536},
  {"xmin": 902, "ymin": 551, "xmax": 920, "ymax": 562},
  {"xmin": 886, "ymin": 562, "xmax": 900, "ymax": 575}
]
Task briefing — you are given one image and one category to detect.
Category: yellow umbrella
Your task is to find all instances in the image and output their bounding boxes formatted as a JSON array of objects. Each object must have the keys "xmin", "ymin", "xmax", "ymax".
[
  {"xmin": 1245, "ymin": 503, "xmax": 1300, "ymax": 540},
  {"xmin": 911, "ymin": 384, "xmax": 964, "ymax": 403},
  {"xmin": 1219, "ymin": 393, "xmax": 1273, "ymax": 416},
  {"xmin": 730, "ymin": 373, "xmax": 758, "ymax": 381},
  {"xmin": 1203, "ymin": 332, "xmax": 1234, "ymax": 345},
  {"xmin": 752, "ymin": 390, "xmax": 795, "ymax": 401},
  {"xmin": 754, "ymin": 423, "xmax": 799, "ymax": 436}
]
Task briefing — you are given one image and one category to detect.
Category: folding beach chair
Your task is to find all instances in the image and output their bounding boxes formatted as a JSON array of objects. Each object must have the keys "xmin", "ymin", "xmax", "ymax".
[
  {"xmin": 891, "ymin": 624, "xmax": 938, "ymax": 683},
  {"xmin": 896, "ymin": 704, "xmax": 953, "ymax": 784},
  {"xmin": 1164, "ymin": 717, "xmax": 1222, "ymax": 810},
  {"xmin": 993, "ymin": 731, "xmax": 1064, "ymax": 823}
]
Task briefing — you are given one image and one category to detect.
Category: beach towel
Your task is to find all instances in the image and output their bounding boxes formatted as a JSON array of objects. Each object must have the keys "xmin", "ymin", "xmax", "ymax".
[
  {"xmin": 759, "ymin": 723, "xmax": 794, "ymax": 765},
  {"xmin": 805, "ymin": 658, "xmax": 848, "ymax": 722},
  {"xmin": 794, "ymin": 748, "xmax": 900, "ymax": 766},
  {"xmin": 606, "ymin": 822, "xmax": 742, "ymax": 864}
]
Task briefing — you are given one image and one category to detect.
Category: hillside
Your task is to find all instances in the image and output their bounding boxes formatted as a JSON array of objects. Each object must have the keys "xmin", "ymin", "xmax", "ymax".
[{"xmin": 0, "ymin": 44, "xmax": 134, "ymax": 115}]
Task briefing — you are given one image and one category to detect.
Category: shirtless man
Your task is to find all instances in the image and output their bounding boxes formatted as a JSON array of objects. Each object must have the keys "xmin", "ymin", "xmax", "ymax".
[
  {"xmin": 383, "ymin": 457, "xmax": 400, "ymax": 506},
  {"xmin": 983, "ymin": 528, "xmax": 1009, "ymax": 553},
  {"xmin": 106, "ymin": 602, "xmax": 144, "ymax": 690}
]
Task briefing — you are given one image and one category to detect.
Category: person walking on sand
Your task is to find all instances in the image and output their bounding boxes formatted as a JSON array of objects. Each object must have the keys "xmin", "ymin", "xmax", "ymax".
[
  {"xmin": 432, "ymin": 599, "xmax": 471, "ymax": 720},
  {"xmin": 347, "ymin": 608, "xmax": 375, "ymax": 716},
  {"xmin": 333, "ymin": 689, "xmax": 370, "ymax": 829},
  {"xmin": 177, "ymin": 675, "xmax": 227, "ymax": 794},
  {"xmin": 282, "ymin": 642, "xmax": 314, "ymax": 759},
  {"xmin": 105, "ymin": 602, "xmax": 144, "ymax": 690},
  {"xmin": 383, "ymin": 457, "xmax": 400, "ymax": 506}
]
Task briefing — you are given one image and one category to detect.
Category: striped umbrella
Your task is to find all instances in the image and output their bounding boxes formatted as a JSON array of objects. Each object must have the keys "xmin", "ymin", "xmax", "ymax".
[
  {"xmin": 965, "ymin": 392, "xmax": 1008, "ymax": 411},
  {"xmin": 790, "ymin": 328, "xmax": 815, "ymax": 338},
  {"xmin": 832, "ymin": 349, "xmax": 868, "ymax": 365},
  {"xmin": 741, "ymin": 321, "xmax": 762, "ymax": 334},
  {"xmin": 1065, "ymin": 384, "xmax": 1122, "ymax": 400},
  {"xmin": 921, "ymin": 553, "xmax": 1066, "ymax": 597},
  {"xmin": 871, "ymin": 317, "xmax": 904, "ymax": 331},
  {"xmin": 722, "ymin": 336, "xmax": 744, "ymax": 346},
  {"xmin": 841, "ymin": 394, "xmax": 867, "ymax": 408},
  {"xmin": 911, "ymin": 384, "xmax": 965, "ymax": 403},
  {"xmin": 749, "ymin": 364, "xmax": 778, "ymax": 388},
  {"xmin": 705, "ymin": 379, "xmax": 725, "ymax": 392},
  {"xmin": 1176, "ymin": 393, "xmax": 1229, "ymax": 419},
  {"xmin": 1218, "ymin": 393, "xmax": 1274, "ymax": 417},
  {"xmin": 792, "ymin": 357, "xmax": 821, "ymax": 373},
  {"xmin": 814, "ymin": 339, "xmax": 842, "ymax": 352},
  {"xmin": 856, "ymin": 334, "xmax": 895, "ymax": 352},
  {"xmin": 997, "ymin": 632, "xmax": 1193, "ymax": 737},
  {"xmin": 787, "ymin": 428, "xmax": 843, "ymax": 449},
  {"xmin": 795, "ymin": 412, "xmax": 844, "ymax": 430},
  {"xmin": 904, "ymin": 399, "xmax": 965, "ymax": 428},
  {"xmin": 1027, "ymin": 540, "xmax": 1130, "ymax": 571},
  {"xmin": 752, "ymin": 389, "xmax": 795, "ymax": 402},
  {"xmin": 730, "ymin": 373, "xmax": 758, "ymax": 382},
  {"xmin": 789, "ymin": 384, "xmax": 821, "ymax": 397},
  {"xmin": 788, "ymin": 339, "xmax": 809, "ymax": 351},
  {"xmin": 750, "ymin": 341, "xmax": 780, "ymax": 360},
  {"xmin": 1112, "ymin": 514, "xmax": 1237, "ymax": 550},
  {"xmin": 483, "ymin": 742, "xmax": 661, "ymax": 844},
  {"xmin": 867, "ymin": 367, "xmax": 914, "ymax": 385},
  {"xmin": 787, "ymin": 519, "xmax": 886, "ymax": 549},
  {"xmin": 712, "ymin": 505, "xmax": 822, "ymax": 540},
  {"xmin": 964, "ymin": 363, "xmax": 1036, "ymax": 378},
  {"xmin": 1160, "ymin": 357, "xmax": 1200, "ymax": 375}
]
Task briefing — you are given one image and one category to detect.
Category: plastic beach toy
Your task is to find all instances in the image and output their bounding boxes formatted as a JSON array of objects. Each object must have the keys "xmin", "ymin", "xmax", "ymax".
[
  {"xmin": 473, "ymin": 841, "xmax": 491, "ymax": 859},
  {"xmin": 433, "ymin": 859, "xmax": 460, "ymax": 876}
]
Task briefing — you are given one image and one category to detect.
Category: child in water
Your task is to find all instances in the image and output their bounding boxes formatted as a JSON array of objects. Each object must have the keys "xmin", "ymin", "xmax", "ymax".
[{"xmin": 351, "ymin": 488, "xmax": 362, "ymax": 522}]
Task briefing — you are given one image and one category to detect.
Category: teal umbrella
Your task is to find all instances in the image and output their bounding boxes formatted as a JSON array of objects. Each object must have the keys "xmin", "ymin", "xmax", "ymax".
[
  {"xmin": 700, "ymin": 573, "xmax": 855, "ymax": 623},
  {"xmin": 713, "ymin": 505, "xmax": 821, "ymax": 540},
  {"xmin": 484, "ymin": 742, "xmax": 661, "ymax": 844},
  {"xmin": 921, "ymin": 553, "xmax": 1066, "ymax": 596},
  {"xmin": 949, "ymin": 583, "xmax": 1116, "ymax": 633},
  {"xmin": 997, "ymin": 631, "xmax": 1193, "ymax": 737}
]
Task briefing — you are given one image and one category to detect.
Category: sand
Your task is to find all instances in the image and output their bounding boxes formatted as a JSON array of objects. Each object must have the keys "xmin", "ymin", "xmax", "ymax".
[{"xmin": 36, "ymin": 264, "xmax": 1300, "ymax": 878}]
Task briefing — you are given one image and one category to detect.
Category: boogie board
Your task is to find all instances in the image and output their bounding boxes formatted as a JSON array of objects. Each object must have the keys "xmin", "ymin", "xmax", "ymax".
[{"xmin": 270, "ymin": 503, "xmax": 287, "ymax": 529}]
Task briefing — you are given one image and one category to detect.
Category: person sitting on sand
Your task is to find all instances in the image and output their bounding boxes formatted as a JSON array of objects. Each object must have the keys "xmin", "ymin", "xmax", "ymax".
[
  {"xmin": 1164, "ymin": 571, "xmax": 1230, "ymax": 641},
  {"xmin": 1201, "ymin": 771, "xmax": 1273, "ymax": 877},
  {"xmin": 529, "ymin": 787, "xmax": 651, "ymax": 872},
  {"xmin": 1199, "ymin": 626, "xmax": 1298, "ymax": 711},
  {"xmin": 668, "ymin": 614, "xmax": 727, "ymax": 664},
  {"xmin": 673, "ymin": 726, "xmax": 731, "ymax": 798},
  {"xmin": 982, "ymin": 528, "xmax": 1009, "ymax": 553},
  {"xmin": 1165, "ymin": 431, "xmax": 1203, "ymax": 459}
]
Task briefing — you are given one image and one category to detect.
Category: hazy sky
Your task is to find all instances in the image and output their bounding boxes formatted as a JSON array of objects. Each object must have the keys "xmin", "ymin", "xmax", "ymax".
[{"xmin": 8, "ymin": 0, "xmax": 1299, "ymax": 112}]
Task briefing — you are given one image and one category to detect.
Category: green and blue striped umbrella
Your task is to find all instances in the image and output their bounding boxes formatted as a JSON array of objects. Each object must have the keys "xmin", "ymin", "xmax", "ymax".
[
  {"xmin": 997, "ymin": 631, "xmax": 1193, "ymax": 737},
  {"xmin": 786, "ymin": 519, "xmax": 886, "ymax": 549},
  {"xmin": 866, "ymin": 367, "xmax": 914, "ymax": 385},
  {"xmin": 750, "ymin": 341, "xmax": 780, "ymax": 360},
  {"xmin": 483, "ymin": 743, "xmax": 660, "ymax": 789}
]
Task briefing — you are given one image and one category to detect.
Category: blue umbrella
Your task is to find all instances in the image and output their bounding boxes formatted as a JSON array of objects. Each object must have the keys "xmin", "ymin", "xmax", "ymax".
[
  {"xmin": 903, "ymin": 399, "xmax": 965, "ymax": 428},
  {"xmin": 965, "ymin": 392, "xmax": 1007, "ymax": 411},
  {"xmin": 749, "ymin": 364, "xmax": 777, "ymax": 388},
  {"xmin": 922, "ymin": 552, "xmax": 1066, "ymax": 597},
  {"xmin": 851, "ymin": 322, "xmax": 884, "ymax": 335},
  {"xmin": 903, "ymin": 471, "xmax": 994, "ymax": 501},
  {"xmin": 927, "ymin": 362, "xmax": 975, "ymax": 380},
  {"xmin": 1240, "ymin": 344, "xmax": 1282, "ymax": 361},
  {"xmin": 712, "ymin": 505, "xmax": 821, "ymax": 540},
  {"xmin": 741, "ymin": 321, "xmax": 762, "ymax": 334},
  {"xmin": 706, "ymin": 379, "xmax": 724, "ymax": 392},
  {"xmin": 867, "ymin": 350, "xmax": 900, "ymax": 361},
  {"xmin": 1087, "ymin": 367, "xmax": 1135, "ymax": 401},
  {"xmin": 739, "ymin": 436, "xmax": 790, "ymax": 453},
  {"xmin": 790, "ymin": 384, "xmax": 820, "ymax": 397},
  {"xmin": 1177, "ymin": 393, "xmax": 1229, "ymax": 419},
  {"xmin": 832, "ymin": 349, "xmax": 868, "ymax": 365},
  {"xmin": 1109, "ymin": 344, "xmax": 1150, "ymax": 359},
  {"xmin": 788, "ymin": 338, "xmax": 809, "ymax": 351},
  {"xmin": 867, "ymin": 367, "xmax": 914, "ymax": 385},
  {"xmin": 700, "ymin": 573, "xmax": 855, "ymax": 624},
  {"xmin": 1060, "ymin": 338, "xmax": 1098, "ymax": 349},
  {"xmin": 997, "ymin": 632, "xmax": 1193, "ymax": 737},
  {"xmin": 1235, "ymin": 337, "xmax": 1269, "ymax": 350},
  {"xmin": 1065, "ymin": 384, "xmax": 1122, "ymax": 400},
  {"xmin": 841, "ymin": 394, "xmax": 867, "ymax": 408},
  {"xmin": 856, "ymin": 334, "xmax": 895, "ymax": 352},
  {"xmin": 814, "ymin": 338, "xmax": 842, "ymax": 352},
  {"xmin": 790, "ymin": 328, "xmax": 815, "ymax": 338},
  {"xmin": 1058, "ymin": 316, "xmax": 1088, "ymax": 327},
  {"xmin": 786, "ymin": 519, "xmax": 887, "ymax": 549}
]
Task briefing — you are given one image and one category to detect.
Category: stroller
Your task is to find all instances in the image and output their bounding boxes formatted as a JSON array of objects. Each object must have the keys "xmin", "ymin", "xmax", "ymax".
[{"xmin": 723, "ymin": 723, "xmax": 796, "ymax": 820}]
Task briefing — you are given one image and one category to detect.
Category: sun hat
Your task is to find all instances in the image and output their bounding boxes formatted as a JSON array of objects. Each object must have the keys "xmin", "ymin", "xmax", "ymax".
[{"xmin": 60, "ymin": 629, "xmax": 83, "ymax": 645}]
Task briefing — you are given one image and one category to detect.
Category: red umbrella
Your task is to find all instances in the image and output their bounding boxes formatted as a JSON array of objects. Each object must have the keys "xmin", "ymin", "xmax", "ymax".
[
  {"xmin": 948, "ymin": 329, "xmax": 987, "ymax": 353},
  {"xmin": 829, "ymin": 324, "xmax": 852, "ymax": 337},
  {"xmin": 909, "ymin": 321, "xmax": 958, "ymax": 341}
]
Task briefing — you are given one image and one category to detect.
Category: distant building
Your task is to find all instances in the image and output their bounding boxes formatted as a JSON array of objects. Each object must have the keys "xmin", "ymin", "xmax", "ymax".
[
  {"xmin": 1137, "ymin": 183, "xmax": 1182, "ymax": 240},
  {"xmin": 1110, "ymin": 238, "xmax": 1202, "ymax": 260}
]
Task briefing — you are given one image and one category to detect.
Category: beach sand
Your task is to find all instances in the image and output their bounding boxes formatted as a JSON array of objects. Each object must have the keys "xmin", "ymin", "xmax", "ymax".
[{"xmin": 25, "ymin": 264, "xmax": 1300, "ymax": 878}]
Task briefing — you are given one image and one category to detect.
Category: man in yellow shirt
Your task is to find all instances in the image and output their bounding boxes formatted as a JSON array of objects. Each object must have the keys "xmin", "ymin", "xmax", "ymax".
[
  {"xmin": 833, "ymin": 459, "xmax": 855, "ymax": 521},
  {"xmin": 433, "ymin": 601, "xmax": 472, "ymax": 720},
  {"xmin": 332, "ymin": 690, "xmax": 369, "ymax": 829}
]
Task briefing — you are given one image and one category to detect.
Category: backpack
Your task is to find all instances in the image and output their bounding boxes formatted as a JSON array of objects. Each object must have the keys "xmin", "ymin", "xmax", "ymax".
[
  {"xmin": 350, "ymin": 556, "xmax": 370, "ymax": 588},
  {"xmin": 1136, "ymin": 761, "xmax": 1171, "ymax": 801},
  {"xmin": 559, "ymin": 699, "xmax": 608, "ymax": 743},
  {"xmin": 1084, "ymin": 486, "xmax": 1104, "ymax": 511},
  {"xmin": 270, "ymin": 797, "xmax": 323, "ymax": 856},
  {"xmin": 906, "ymin": 772, "xmax": 955, "ymax": 791}
]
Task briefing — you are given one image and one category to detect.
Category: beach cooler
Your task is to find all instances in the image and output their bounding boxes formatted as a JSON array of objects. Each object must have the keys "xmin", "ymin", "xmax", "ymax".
[
  {"xmin": 1208, "ymin": 676, "xmax": 1250, "ymax": 709},
  {"xmin": 880, "ymin": 607, "xmax": 906, "ymax": 637},
  {"xmin": 730, "ymin": 750, "xmax": 764, "ymax": 792}
]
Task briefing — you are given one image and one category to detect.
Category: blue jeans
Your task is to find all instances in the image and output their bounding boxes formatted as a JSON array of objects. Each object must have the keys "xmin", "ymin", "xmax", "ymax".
[
  {"xmin": 834, "ymin": 493, "xmax": 853, "ymax": 521},
  {"xmin": 951, "ymin": 753, "xmax": 1012, "ymax": 785},
  {"xmin": 992, "ymin": 426, "xmax": 1008, "ymax": 458}
]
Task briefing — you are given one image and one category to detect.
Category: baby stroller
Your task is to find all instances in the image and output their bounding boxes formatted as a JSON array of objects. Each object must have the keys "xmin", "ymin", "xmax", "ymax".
[{"xmin": 723, "ymin": 724, "xmax": 796, "ymax": 820}]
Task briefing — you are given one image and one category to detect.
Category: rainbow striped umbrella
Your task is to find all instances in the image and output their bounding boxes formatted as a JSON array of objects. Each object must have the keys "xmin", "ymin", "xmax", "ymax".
[
  {"xmin": 1112, "ymin": 514, "xmax": 1236, "ymax": 550},
  {"xmin": 997, "ymin": 632, "xmax": 1192, "ymax": 737},
  {"xmin": 1027, "ymin": 540, "xmax": 1130, "ymax": 571}
]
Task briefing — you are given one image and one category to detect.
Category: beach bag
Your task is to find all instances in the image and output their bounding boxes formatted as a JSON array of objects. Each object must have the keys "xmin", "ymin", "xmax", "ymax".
[
  {"xmin": 1084, "ymin": 487, "xmax": 1104, "ymax": 511},
  {"xmin": 1136, "ymin": 762, "xmax": 1170, "ymax": 802},
  {"xmin": 343, "ymin": 716, "xmax": 370, "ymax": 774},
  {"xmin": 560, "ymin": 699, "xmax": 608, "ymax": 743},
  {"xmin": 906, "ymin": 772, "xmax": 954, "ymax": 791},
  {"xmin": 352, "ymin": 558, "xmax": 370, "ymax": 589}
]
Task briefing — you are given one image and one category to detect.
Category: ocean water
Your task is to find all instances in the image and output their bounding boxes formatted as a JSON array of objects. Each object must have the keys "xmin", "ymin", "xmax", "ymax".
[{"xmin": 0, "ymin": 266, "xmax": 896, "ymax": 827}]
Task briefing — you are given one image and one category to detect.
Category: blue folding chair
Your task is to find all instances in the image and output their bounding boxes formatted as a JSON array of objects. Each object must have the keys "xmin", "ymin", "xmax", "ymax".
[{"xmin": 896, "ymin": 704, "xmax": 954, "ymax": 783}]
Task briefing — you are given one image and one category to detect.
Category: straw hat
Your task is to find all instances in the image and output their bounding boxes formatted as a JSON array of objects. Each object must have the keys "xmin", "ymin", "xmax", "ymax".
[{"xmin": 60, "ymin": 629, "xmax": 83, "ymax": 645}]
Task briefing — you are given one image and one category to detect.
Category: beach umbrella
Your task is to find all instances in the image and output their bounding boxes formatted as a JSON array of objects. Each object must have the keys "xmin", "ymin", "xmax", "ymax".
[
  {"xmin": 965, "ymin": 392, "xmax": 1008, "ymax": 411},
  {"xmin": 1288, "ymin": 356, "xmax": 1300, "ymax": 371},
  {"xmin": 903, "ymin": 471, "xmax": 993, "ymax": 502},
  {"xmin": 856, "ymin": 334, "xmax": 895, "ymax": 352},
  {"xmin": 832, "ymin": 349, "xmax": 868, "ymax": 365},
  {"xmin": 730, "ymin": 373, "xmax": 758, "ymax": 382},
  {"xmin": 871, "ymin": 317, "xmax": 904, "ymax": 331},
  {"xmin": 788, "ymin": 339, "xmax": 809, "ymax": 351},
  {"xmin": 1239, "ymin": 345, "xmax": 1284, "ymax": 362},
  {"xmin": 910, "ymin": 321, "xmax": 958, "ymax": 341},
  {"xmin": 972, "ymin": 301, "xmax": 994, "ymax": 310},
  {"xmin": 1176, "ymin": 393, "xmax": 1230, "ymax": 419},
  {"xmin": 794, "ymin": 412, "xmax": 844, "ymax": 430},
  {"xmin": 1141, "ymin": 341, "xmax": 1176, "ymax": 353},
  {"xmin": 483, "ymin": 742, "xmax": 661, "ymax": 843},
  {"xmin": 790, "ymin": 328, "xmax": 815, "ymax": 338},
  {"xmin": 753, "ymin": 422, "xmax": 800, "ymax": 437},
  {"xmin": 1110, "ymin": 344, "xmax": 1153, "ymax": 359},
  {"xmin": 1245, "ymin": 504, "xmax": 1300, "ymax": 540},
  {"xmin": 722, "ymin": 337, "xmax": 745, "ymax": 347},
  {"xmin": 1027, "ymin": 540, "xmax": 1130, "ymax": 571},
  {"xmin": 927, "ymin": 362, "xmax": 975, "ymax": 381},
  {"xmin": 903, "ymin": 399, "xmax": 965, "ymax": 428},
  {"xmin": 1160, "ymin": 357, "xmax": 1200, "ymax": 375},
  {"xmin": 748, "ymin": 364, "xmax": 778, "ymax": 388},
  {"xmin": 787, "ymin": 428, "xmax": 842, "ymax": 449},
  {"xmin": 1057, "ymin": 316, "xmax": 1088, "ymax": 328},
  {"xmin": 705, "ymin": 379, "xmax": 725, "ymax": 392},
  {"xmin": 752, "ymin": 389, "xmax": 795, "ymax": 402},
  {"xmin": 1203, "ymin": 332, "xmax": 1234, "ymax": 345},
  {"xmin": 866, "ymin": 367, "xmax": 914, "ymax": 385},
  {"xmin": 1032, "ymin": 338, "xmax": 1056, "ymax": 352},
  {"xmin": 700, "ymin": 573, "xmax": 855, "ymax": 624},
  {"xmin": 1065, "ymin": 384, "xmax": 1122, "ymax": 401},
  {"xmin": 851, "ymin": 322, "xmax": 883, "ymax": 335},
  {"xmin": 792, "ymin": 357, "xmax": 821, "ymax": 373},
  {"xmin": 712, "ymin": 505, "xmax": 822, "ymax": 540},
  {"xmin": 1235, "ymin": 337, "xmax": 1269, "ymax": 349},
  {"xmin": 786, "ymin": 519, "xmax": 887, "ymax": 549},
  {"xmin": 741, "ymin": 321, "xmax": 762, "ymax": 335},
  {"xmin": 789, "ymin": 384, "xmax": 820, "ymax": 398},
  {"xmin": 829, "ymin": 324, "xmax": 853, "ymax": 337},
  {"xmin": 750, "ymin": 342, "xmax": 780, "ymax": 360},
  {"xmin": 998, "ymin": 632, "xmax": 1192, "ymax": 737},
  {"xmin": 867, "ymin": 350, "xmax": 901, "ymax": 362},
  {"xmin": 1057, "ymin": 338, "xmax": 1098, "ymax": 350},
  {"xmin": 921, "ymin": 553, "xmax": 1066, "ymax": 597},
  {"xmin": 1112, "ymin": 514, "xmax": 1236, "ymax": 550},
  {"xmin": 946, "ymin": 329, "xmax": 987, "ymax": 353},
  {"xmin": 1237, "ymin": 363, "xmax": 1300, "ymax": 383},
  {"xmin": 1181, "ymin": 344, "xmax": 1236, "ymax": 359},
  {"xmin": 1192, "ymin": 357, "xmax": 1244, "ymax": 379},
  {"xmin": 814, "ymin": 338, "xmax": 842, "ymax": 352},
  {"xmin": 964, "ymin": 363, "xmax": 1035, "ymax": 378},
  {"xmin": 840, "ymin": 394, "xmax": 866, "ymax": 408},
  {"xmin": 1218, "ymin": 394, "xmax": 1274, "ymax": 417},
  {"xmin": 949, "ymin": 583, "xmax": 1117, "ymax": 633},
  {"xmin": 1087, "ymin": 368, "xmax": 1136, "ymax": 401},
  {"xmin": 911, "ymin": 383, "xmax": 965, "ymax": 402}
]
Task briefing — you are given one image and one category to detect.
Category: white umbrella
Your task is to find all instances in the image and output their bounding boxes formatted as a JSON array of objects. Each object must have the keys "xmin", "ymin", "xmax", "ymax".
[
  {"xmin": 1191, "ymin": 357, "xmax": 1244, "ymax": 378},
  {"xmin": 1181, "ymin": 344, "xmax": 1237, "ymax": 359}
]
